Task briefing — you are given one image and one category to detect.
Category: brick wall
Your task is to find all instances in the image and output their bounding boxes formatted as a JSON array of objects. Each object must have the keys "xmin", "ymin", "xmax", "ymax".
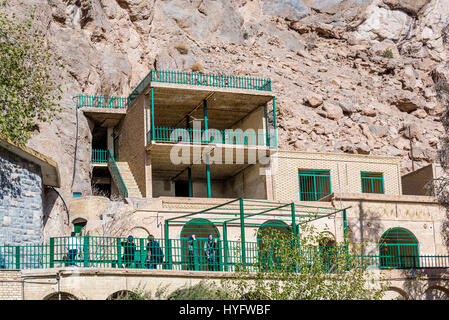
[
  {"xmin": 272, "ymin": 150, "xmax": 402, "ymax": 202},
  {"xmin": 0, "ymin": 270, "xmax": 22, "ymax": 300},
  {"xmin": 117, "ymin": 94, "xmax": 146, "ymax": 196},
  {"xmin": 0, "ymin": 146, "xmax": 43, "ymax": 247}
]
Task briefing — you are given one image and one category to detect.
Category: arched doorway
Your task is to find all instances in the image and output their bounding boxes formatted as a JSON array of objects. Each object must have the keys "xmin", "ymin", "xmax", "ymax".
[
  {"xmin": 379, "ymin": 228, "xmax": 419, "ymax": 268},
  {"xmin": 180, "ymin": 218, "xmax": 220, "ymax": 271},
  {"xmin": 44, "ymin": 292, "xmax": 78, "ymax": 300},
  {"xmin": 256, "ymin": 220, "xmax": 293, "ymax": 271},
  {"xmin": 425, "ymin": 286, "xmax": 449, "ymax": 300},
  {"xmin": 72, "ymin": 218, "xmax": 87, "ymax": 235},
  {"xmin": 318, "ymin": 233, "xmax": 337, "ymax": 273},
  {"xmin": 107, "ymin": 290, "xmax": 140, "ymax": 300}
]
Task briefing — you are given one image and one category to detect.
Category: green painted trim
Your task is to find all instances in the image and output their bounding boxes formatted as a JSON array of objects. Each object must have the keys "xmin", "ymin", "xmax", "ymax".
[
  {"xmin": 187, "ymin": 167, "xmax": 193, "ymax": 197},
  {"xmin": 151, "ymin": 87, "xmax": 155, "ymax": 141}
]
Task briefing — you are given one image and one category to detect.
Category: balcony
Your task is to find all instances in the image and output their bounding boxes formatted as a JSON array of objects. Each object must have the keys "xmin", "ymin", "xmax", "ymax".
[
  {"xmin": 1, "ymin": 236, "xmax": 448, "ymax": 271},
  {"xmin": 147, "ymin": 127, "xmax": 276, "ymax": 147},
  {"xmin": 129, "ymin": 70, "xmax": 272, "ymax": 106}
]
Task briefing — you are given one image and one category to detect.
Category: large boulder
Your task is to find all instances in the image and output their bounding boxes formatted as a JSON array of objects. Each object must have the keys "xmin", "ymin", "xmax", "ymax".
[{"xmin": 383, "ymin": 0, "xmax": 430, "ymax": 16}]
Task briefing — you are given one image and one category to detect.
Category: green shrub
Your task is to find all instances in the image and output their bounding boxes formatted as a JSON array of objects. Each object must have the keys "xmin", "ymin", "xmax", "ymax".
[
  {"xmin": 167, "ymin": 281, "xmax": 230, "ymax": 300},
  {"xmin": 383, "ymin": 49, "xmax": 393, "ymax": 58}
]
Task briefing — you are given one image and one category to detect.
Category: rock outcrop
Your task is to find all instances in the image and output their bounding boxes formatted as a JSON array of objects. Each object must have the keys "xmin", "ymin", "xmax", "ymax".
[{"xmin": 2, "ymin": 0, "xmax": 449, "ymax": 236}]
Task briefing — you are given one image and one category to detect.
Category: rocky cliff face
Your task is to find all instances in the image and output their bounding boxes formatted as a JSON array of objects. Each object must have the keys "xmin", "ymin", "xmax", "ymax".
[{"xmin": 3, "ymin": 0, "xmax": 449, "ymax": 236}]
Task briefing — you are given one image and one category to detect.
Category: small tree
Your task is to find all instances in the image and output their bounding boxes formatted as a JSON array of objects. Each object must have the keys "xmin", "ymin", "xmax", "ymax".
[
  {"xmin": 221, "ymin": 224, "xmax": 389, "ymax": 300},
  {"xmin": 0, "ymin": 1, "xmax": 63, "ymax": 145}
]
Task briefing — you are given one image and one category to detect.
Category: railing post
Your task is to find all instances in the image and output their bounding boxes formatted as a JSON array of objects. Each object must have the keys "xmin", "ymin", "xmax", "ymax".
[
  {"xmin": 223, "ymin": 223, "xmax": 229, "ymax": 272},
  {"xmin": 342, "ymin": 209, "xmax": 348, "ymax": 246},
  {"xmin": 291, "ymin": 203, "xmax": 297, "ymax": 239},
  {"xmin": 15, "ymin": 246, "xmax": 20, "ymax": 270},
  {"xmin": 139, "ymin": 238, "xmax": 145, "ymax": 269},
  {"xmin": 188, "ymin": 167, "xmax": 193, "ymax": 197},
  {"xmin": 164, "ymin": 221, "xmax": 172, "ymax": 270},
  {"xmin": 49, "ymin": 237, "xmax": 54, "ymax": 268},
  {"xmin": 116, "ymin": 238, "xmax": 122, "ymax": 268},
  {"xmin": 239, "ymin": 198, "xmax": 247, "ymax": 268},
  {"xmin": 151, "ymin": 87, "xmax": 155, "ymax": 141},
  {"xmin": 83, "ymin": 236, "xmax": 90, "ymax": 267},
  {"xmin": 193, "ymin": 239, "xmax": 199, "ymax": 271}
]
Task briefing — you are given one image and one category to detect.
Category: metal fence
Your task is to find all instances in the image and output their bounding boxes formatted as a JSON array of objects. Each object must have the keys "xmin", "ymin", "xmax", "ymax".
[
  {"xmin": 1, "ymin": 236, "xmax": 448, "ymax": 271},
  {"xmin": 107, "ymin": 150, "xmax": 128, "ymax": 198},
  {"xmin": 92, "ymin": 149, "xmax": 108, "ymax": 163},
  {"xmin": 150, "ymin": 127, "xmax": 275, "ymax": 147},
  {"xmin": 75, "ymin": 95, "xmax": 128, "ymax": 109},
  {"xmin": 128, "ymin": 70, "xmax": 272, "ymax": 106}
]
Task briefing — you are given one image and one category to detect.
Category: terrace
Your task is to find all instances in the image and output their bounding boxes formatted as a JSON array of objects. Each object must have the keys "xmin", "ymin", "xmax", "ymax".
[{"xmin": 1, "ymin": 199, "xmax": 448, "ymax": 271}]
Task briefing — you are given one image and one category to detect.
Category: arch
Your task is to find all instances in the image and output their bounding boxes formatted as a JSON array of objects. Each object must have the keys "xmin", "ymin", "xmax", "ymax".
[
  {"xmin": 72, "ymin": 217, "xmax": 87, "ymax": 234},
  {"xmin": 318, "ymin": 231, "xmax": 336, "ymax": 246},
  {"xmin": 128, "ymin": 226, "xmax": 151, "ymax": 238},
  {"xmin": 257, "ymin": 220, "xmax": 292, "ymax": 240},
  {"xmin": 180, "ymin": 218, "xmax": 220, "ymax": 271},
  {"xmin": 382, "ymin": 286, "xmax": 409, "ymax": 300},
  {"xmin": 318, "ymin": 232, "xmax": 337, "ymax": 273},
  {"xmin": 424, "ymin": 285, "xmax": 449, "ymax": 300},
  {"xmin": 181, "ymin": 218, "xmax": 219, "ymax": 240},
  {"xmin": 106, "ymin": 290, "xmax": 139, "ymax": 300},
  {"xmin": 256, "ymin": 220, "xmax": 293, "ymax": 272},
  {"xmin": 378, "ymin": 228, "xmax": 419, "ymax": 269},
  {"xmin": 43, "ymin": 291, "xmax": 78, "ymax": 300}
]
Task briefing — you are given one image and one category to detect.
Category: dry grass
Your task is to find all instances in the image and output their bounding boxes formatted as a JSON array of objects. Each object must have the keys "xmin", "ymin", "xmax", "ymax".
[
  {"xmin": 174, "ymin": 42, "xmax": 189, "ymax": 55},
  {"xmin": 191, "ymin": 62, "xmax": 203, "ymax": 72}
]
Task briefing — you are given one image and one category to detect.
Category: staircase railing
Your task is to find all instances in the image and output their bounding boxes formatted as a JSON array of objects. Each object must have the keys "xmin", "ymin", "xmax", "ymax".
[{"xmin": 107, "ymin": 150, "xmax": 128, "ymax": 198}]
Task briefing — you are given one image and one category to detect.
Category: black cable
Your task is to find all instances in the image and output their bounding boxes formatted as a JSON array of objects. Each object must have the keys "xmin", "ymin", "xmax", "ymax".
[{"xmin": 50, "ymin": 186, "xmax": 70, "ymax": 226}]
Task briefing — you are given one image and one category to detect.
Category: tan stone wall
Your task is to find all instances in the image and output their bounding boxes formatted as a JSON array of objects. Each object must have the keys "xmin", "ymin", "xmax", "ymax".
[
  {"xmin": 69, "ymin": 196, "xmax": 110, "ymax": 227},
  {"xmin": 272, "ymin": 150, "xmax": 402, "ymax": 202},
  {"xmin": 117, "ymin": 94, "xmax": 146, "ymax": 196},
  {"xmin": 15, "ymin": 267, "xmax": 449, "ymax": 300},
  {"xmin": 230, "ymin": 106, "xmax": 264, "ymax": 137},
  {"xmin": 329, "ymin": 193, "xmax": 447, "ymax": 255},
  {"xmin": 402, "ymin": 164, "xmax": 435, "ymax": 196},
  {"xmin": 0, "ymin": 270, "xmax": 22, "ymax": 300}
]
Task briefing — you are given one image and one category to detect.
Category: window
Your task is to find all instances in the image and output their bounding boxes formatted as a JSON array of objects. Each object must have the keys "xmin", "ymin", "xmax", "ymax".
[
  {"xmin": 298, "ymin": 169, "xmax": 331, "ymax": 201},
  {"xmin": 361, "ymin": 172, "xmax": 384, "ymax": 194},
  {"xmin": 175, "ymin": 180, "xmax": 189, "ymax": 197},
  {"xmin": 379, "ymin": 228, "xmax": 419, "ymax": 268}
]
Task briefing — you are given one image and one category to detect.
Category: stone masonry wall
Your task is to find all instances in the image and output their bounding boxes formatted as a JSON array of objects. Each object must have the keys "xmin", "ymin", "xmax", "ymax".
[
  {"xmin": 0, "ymin": 146, "xmax": 43, "ymax": 246},
  {"xmin": 0, "ymin": 270, "xmax": 22, "ymax": 300}
]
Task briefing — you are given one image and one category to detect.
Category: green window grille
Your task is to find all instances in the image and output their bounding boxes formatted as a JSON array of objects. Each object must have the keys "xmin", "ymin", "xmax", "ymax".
[
  {"xmin": 361, "ymin": 172, "xmax": 384, "ymax": 194},
  {"xmin": 298, "ymin": 169, "xmax": 331, "ymax": 201},
  {"xmin": 379, "ymin": 228, "xmax": 419, "ymax": 269}
]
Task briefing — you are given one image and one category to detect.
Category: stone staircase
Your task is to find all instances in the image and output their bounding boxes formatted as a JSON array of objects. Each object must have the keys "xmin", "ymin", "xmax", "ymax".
[{"xmin": 109, "ymin": 161, "xmax": 142, "ymax": 198}]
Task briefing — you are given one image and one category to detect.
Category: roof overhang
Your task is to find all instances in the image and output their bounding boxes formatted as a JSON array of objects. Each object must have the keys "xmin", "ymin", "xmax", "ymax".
[{"xmin": 0, "ymin": 137, "xmax": 61, "ymax": 187}]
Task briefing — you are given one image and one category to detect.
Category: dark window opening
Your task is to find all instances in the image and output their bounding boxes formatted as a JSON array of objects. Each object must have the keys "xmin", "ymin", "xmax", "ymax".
[{"xmin": 175, "ymin": 180, "xmax": 189, "ymax": 197}]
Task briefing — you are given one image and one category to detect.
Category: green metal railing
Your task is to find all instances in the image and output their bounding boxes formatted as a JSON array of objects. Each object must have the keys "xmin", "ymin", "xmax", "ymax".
[
  {"xmin": 298, "ymin": 169, "xmax": 332, "ymax": 201},
  {"xmin": 128, "ymin": 70, "xmax": 272, "ymax": 106},
  {"xmin": 1, "ymin": 236, "xmax": 448, "ymax": 271},
  {"xmin": 92, "ymin": 149, "xmax": 108, "ymax": 163},
  {"xmin": 75, "ymin": 95, "xmax": 128, "ymax": 109},
  {"xmin": 107, "ymin": 150, "xmax": 128, "ymax": 198},
  {"xmin": 361, "ymin": 172, "xmax": 384, "ymax": 194},
  {"xmin": 149, "ymin": 126, "xmax": 275, "ymax": 147},
  {"xmin": 77, "ymin": 71, "xmax": 272, "ymax": 110}
]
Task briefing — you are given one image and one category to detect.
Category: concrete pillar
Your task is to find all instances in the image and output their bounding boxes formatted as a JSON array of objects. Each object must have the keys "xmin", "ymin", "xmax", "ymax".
[
  {"xmin": 107, "ymin": 127, "xmax": 114, "ymax": 153},
  {"xmin": 145, "ymin": 151, "xmax": 153, "ymax": 198}
]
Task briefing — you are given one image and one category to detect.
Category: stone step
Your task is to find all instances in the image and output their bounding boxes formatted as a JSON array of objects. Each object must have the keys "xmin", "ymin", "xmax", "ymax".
[{"xmin": 108, "ymin": 161, "xmax": 142, "ymax": 198}]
